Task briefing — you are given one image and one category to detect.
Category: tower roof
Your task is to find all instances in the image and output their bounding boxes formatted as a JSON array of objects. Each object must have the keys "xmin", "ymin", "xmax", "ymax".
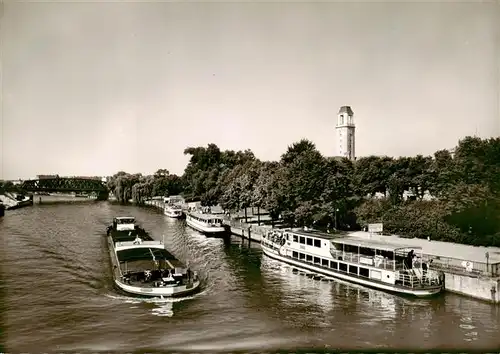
[{"xmin": 338, "ymin": 106, "xmax": 354, "ymax": 115}]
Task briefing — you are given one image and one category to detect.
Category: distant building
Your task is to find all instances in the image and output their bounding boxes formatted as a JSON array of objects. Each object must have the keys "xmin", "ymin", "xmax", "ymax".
[
  {"xmin": 335, "ymin": 106, "xmax": 356, "ymax": 160},
  {"xmin": 37, "ymin": 175, "xmax": 60, "ymax": 180}
]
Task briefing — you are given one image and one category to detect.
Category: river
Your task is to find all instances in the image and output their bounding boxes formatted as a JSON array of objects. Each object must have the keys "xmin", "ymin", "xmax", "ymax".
[{"xmin": 1, "ymin": 201, "xmax": 499, "ymax": 352}]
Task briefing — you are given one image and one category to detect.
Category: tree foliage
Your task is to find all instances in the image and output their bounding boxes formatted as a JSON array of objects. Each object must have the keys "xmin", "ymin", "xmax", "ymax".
[{"xmin": 108, "ymin": 136, "xmax": 500, "ymax": 246}]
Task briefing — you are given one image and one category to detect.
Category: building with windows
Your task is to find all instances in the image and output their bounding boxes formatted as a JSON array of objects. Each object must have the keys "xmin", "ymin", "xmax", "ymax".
[{"xmin": 335, "ymin": 106, "xmax": 356, "ymax": 160}]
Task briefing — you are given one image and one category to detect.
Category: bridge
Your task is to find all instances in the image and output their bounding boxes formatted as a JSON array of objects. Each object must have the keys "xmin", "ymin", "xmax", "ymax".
[{"xmin": 20, "ymin": 177, "xmax": 109, "ymax": 200}]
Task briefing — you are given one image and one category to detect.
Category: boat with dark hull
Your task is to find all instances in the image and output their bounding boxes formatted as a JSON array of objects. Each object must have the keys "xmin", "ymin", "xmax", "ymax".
[
  {"xmin": 261, "ymin": 228, "xmax": 444, "ymax": 298},
  {"xmin": 106, "ymin": 216, "xmax": 200, "ymax": 297}
]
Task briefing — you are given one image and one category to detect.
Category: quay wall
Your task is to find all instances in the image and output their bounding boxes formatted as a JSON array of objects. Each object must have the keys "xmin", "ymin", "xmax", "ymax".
[{"xmin": 443, "ymin": 271, "xmax": 500, "ymax": 303}]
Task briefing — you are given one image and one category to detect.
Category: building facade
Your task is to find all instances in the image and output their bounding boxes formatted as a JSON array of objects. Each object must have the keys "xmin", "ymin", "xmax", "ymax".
[{"xmin": 335, "ymin": 106, "xmax": 356, "ymax": 160}]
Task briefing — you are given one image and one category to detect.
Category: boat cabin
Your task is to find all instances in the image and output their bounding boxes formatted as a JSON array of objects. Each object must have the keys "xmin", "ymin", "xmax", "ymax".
[
  {"xmin": 164, "ymin": 195, "xmax": 185, "ymax": 205},
  {"xmin": 113, "ymin": 216, "xmax": 136, "ymax": 231},
  {"xmin": 266, "ymin": 229, "xmax": 426, "ymax": 274},
  {"xmin": 189, "ymin": 212, "xmax": 223, "ymax": 227},
  {"xmin": 330, "ymin": 237, "xmax": 424, "ymax": 272}
]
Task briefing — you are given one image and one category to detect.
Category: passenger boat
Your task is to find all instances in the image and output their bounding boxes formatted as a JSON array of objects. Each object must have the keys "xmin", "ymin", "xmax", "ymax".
[
  {"xmin": 164, "ymin": 203, "xmax": 184, "ymax": 218},
  {"xmin": 261, "ymin": 228, "xmax": 444, "ymax": 297},
  {"xmin": 106, "ymin": 216, "xmax": 200, "ymax": 297},
  {"xmin": 185, "ymin": 211, "xmax": 227, "ymax": 236}
]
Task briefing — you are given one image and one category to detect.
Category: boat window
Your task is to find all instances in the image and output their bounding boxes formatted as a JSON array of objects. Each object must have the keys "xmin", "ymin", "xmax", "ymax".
[
  {"xmin": 299, "ymin": 253, "xmax": 305, "ymax": 260},
  {"xmin": 332, "ymin": 243, "xmax": 343, "ymax": 251},
  {"xmin": 306, "ymin": 238, "xmax": 313, "ymax": 246},
  {"xmin": 330, "ymin": 261, "xmax": 338, "ymax": 269},
  {"xmin": 299, "ymin": 236, "xmax": 305, "ymax": 244},
  {"xmin": 321, "ymin": 259, "xmax": 329, "ymax": 267},
  {"xmin": 313, "ymin": 257, "xmax": 320, "ymax": 264},
  {"xmin": 286, "ymin": 234, "xmax": 290, "ymax": 241},
  {"xmin": 344, "ymin": 245, "xmax": 357, "ymax": 253},
  {"xmin": 314, "ymin": 239, "xmax": 321, "ymax": 248},
  {"xmin": 359, "ymin": 247, "xmax": 375, "ymax": 257},
  {"xmin": 292, "ymin": 251, "xmax": 298, "ymax": 258},
  {"xmin": 293, "ymin": 235, "xmax": 298, "ymax": 242},
  {"xmin": 348, "ymin": 265, "xmax": 358, "ymax": 275},
  {"xmin": 306, "ymin": 254, "xmax": 313, "ymax": 262},
  {"xmin": 339, "ymin": 263, "xmax": 348, "ymax": 272},
  {"xmin": 359, "ymin": 267, "xmax": 369, "ymax": 278}
]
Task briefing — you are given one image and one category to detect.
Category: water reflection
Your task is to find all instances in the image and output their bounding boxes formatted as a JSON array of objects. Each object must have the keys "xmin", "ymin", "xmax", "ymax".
[{"xmin": 259, "ymin": 256, "xmax": 401, "ymax": 322}]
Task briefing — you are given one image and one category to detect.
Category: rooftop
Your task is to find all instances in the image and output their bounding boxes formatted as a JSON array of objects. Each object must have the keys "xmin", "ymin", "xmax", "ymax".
[
  {"xmin": 282, "ymin": 228, "xmax": 340, "ymax": 240},
  {"xmin": 331, "ymin": 236, "xmax": 420, "ymax": 252},
  {"xmin": 188, "ymin": 211, "xmax": 224, "ymax": 221},
  {"xmin": 347, "ymin": 231, "xmax": 500, "ymax": 264},
  {"xmin": 338, "ymin": 106, "xmax": 354, "ymax": 115}
]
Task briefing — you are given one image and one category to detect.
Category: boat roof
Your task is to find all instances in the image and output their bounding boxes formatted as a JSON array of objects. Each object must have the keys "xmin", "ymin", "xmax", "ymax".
[
  {"xmin": 117, "ymin": 247, "xmax": 177, "ymax": 262},
  {"xmin": 331, "ymin": 236, "xmax": 420, "ymax": 252},
  {"xmin": 188, "ymin": 211, "xmax": 223, "ymax": 221},
  {"xmin": 348, "ymin": 231, "xmax": 500, "ymax": 263},
  {"xmin": 281, "ymin": 228, "xmax": 339, "ymax": 240},
  {"xmin": 115, "ymin": 216, "xmax": 135, "ymax": 221}
]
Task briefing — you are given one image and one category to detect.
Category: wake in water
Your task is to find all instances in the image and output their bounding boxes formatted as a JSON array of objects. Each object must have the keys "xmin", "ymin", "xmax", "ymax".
[{"xmin": 103, "ymin": 288, "xmax": 211, "ymax": 317}]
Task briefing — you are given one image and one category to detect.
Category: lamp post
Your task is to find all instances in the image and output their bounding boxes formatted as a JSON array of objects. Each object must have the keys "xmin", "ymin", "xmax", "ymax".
[
  {"xmin": 334, "ymin": 208, "xmax": 339, "ymax": 230},
  {"xmin": 486, "ymin": 251, "xmax": 490, "ymax": 275}
]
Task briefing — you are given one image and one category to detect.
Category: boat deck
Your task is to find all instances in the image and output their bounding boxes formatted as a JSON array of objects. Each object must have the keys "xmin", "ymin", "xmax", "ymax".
[
  {"xmin": 110, "ymin": 230, "xmax": 153, "ymax": 243},
  {"xmin": 117, "ymin": 247, "xmax": 177, "ymax": 263}
]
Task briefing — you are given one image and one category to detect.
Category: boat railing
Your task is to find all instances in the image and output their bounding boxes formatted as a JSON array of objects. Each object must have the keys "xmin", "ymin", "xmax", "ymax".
[
  {"xmin": 330, "ymin": 249, "xmax": 397, "ymax": 271},
  {"xmin": 419, "ymin": 254, "xmax": 500, "ymax": 277},
  {"xmin": 397, "ymin": 268, "xmax": 441, "ymax": 288}
]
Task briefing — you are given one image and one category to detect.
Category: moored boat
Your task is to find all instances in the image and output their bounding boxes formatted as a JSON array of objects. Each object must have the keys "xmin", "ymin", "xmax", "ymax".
[
  {"xmin": 261, "ymin": 228, "xmax": 444, "ymax": 297},
  {"xmin": 164, "ymin": 204, "xmax": 184, "ymax": 218},
  {"xmin": 185, "ymin": 211, "xmax": 227, "ymax": 237},
  {"xmin": 106, "ymin": 216, "xmax": 200, "ymax": 297}
]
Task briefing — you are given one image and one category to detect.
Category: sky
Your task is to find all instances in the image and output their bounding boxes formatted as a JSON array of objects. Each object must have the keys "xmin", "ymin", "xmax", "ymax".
[{"xmin": 1, "ymin": 0, "xmax": 499, "ymax": 180}]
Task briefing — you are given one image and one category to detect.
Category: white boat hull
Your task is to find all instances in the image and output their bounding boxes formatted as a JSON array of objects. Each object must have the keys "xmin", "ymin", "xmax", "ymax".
[
  {"xmin": 115, "ymin": 279, "xmax": 201, "ymax": 297},
  {"xmin": 261, "ymin": 244, "xmax": 442, "ymax": 297},
  {"xmin": 186, "ymin": 216, "xmax": 227, "ymax": 236},
  {"xmin": 164, "ymin": 208, "xmax": 184, "ymax": 218}
]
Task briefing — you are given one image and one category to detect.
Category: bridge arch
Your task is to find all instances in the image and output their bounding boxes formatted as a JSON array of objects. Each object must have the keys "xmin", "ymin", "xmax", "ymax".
[{"xmin": 20, "ymin": 177, "xmax": 109, "ymax": 200}]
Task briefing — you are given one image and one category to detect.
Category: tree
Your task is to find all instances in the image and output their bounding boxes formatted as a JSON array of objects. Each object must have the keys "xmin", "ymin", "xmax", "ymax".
[
  {"xmin": 353, "ymin": 156, "xmax": 393, "ymax": 197},
  {"xmin": 279, "ymin": 139, "xmax": 326, "ymax": 225}
]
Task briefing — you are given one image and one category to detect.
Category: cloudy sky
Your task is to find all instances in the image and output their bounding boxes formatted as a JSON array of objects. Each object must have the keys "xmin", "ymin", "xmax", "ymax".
[{"xmin": 1, "ymin": 0, "xmax": 498, "ymax": 179}]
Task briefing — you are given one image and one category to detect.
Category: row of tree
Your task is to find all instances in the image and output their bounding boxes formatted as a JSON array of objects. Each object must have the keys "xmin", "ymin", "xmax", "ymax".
[{"xmin": 107, "ymin": 136, "xmax": 500, "ymax": 247}]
